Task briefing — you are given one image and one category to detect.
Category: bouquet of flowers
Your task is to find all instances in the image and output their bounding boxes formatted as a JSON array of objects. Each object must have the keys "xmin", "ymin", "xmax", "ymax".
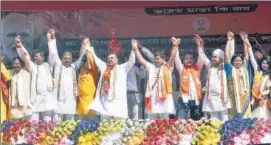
[
  {"xmin": 99, "ymin": 119, "xmax": 126, "ymax": 145},
  {"xmin": 248, "ymin": 118, "xmax": 271, "ymax": 144},
  {"xmin": 24, "ymin": 120, "xmax": 56, "ymax": 145},
  {"xmin": 69, "ymin": 119, "xmax": 101, "ymax": 145},
  {"xmin": 192, "ymin": 119, "xmax": 223, "ymax": 145},
  {"xmin": 142, "ymin": 118, "xmax": 198, "ymax": 145},
  {"xmin": 121, "ymin": 119, "xmax": 149, "ymax": 145},
  {"xmin": 1, "ymin": 120, "xmax": 20, "ymax": 143},
  {"xmin": 219, "ymin": 118, "xmax": 257, "ymax": 145},
  {"xmin": 232, "ymin": 130, "xmax": 250, "ymax": 145},
  {"xmin": 45, "ymin": 120, "xmax": 78, "ymax": 145}
]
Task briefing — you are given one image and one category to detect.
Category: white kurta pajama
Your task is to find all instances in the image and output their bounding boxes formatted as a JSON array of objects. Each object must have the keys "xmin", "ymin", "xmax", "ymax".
[
  {"xmin": 145, "ymin": 63, "xmax": 175, "ymax": 119},
  {"xmin": 9, "ymin": 69, "xmax": 32, "ymax": 120},
  {"xmin": 88, "ymin": 48, "xmax": 135, "ymax": 119},
  {"xmin": 48, "ymin": 39, "xmax": 77, "ymax": 122},
  {"xmin": 28, "ymin": 62, "xmax": 55, "ymax": 121},
  {"xmin": 17, "ymin": 46, "xmax": 55, "ymax": 121},
  {"xmin": 201, "ymin": 50, "xmax": 230, "ymax": 121}
]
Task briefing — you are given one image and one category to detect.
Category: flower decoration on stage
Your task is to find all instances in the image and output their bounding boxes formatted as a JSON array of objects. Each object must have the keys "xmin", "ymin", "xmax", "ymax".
[
  {"xmin": 24, "ymin": 121, "xmax": 56, "ymax": 145},
  {"xmin": 142, "ymin": 118, "xmax": 199, "ymax": 145},
  {"xmin": 2, "ymin": 118, "xmax": 271, "ymax": 144},
  {"xmin": 107, "ymin": 26, "xmax": 122, "ymax": 54},
  {"xmin": 220, "ymin": 117, "xmax": 257, "ymax": 145},
  {"xmin": 232, "ymin": 130, "xmax": 250, "ymax": 145},
  {"xmin": 121, "ymin": 119, "xmax": 149, "ymax": 145},
  {"xmin": 1, "ymin": 120, "xmax": 18, "ymax": 143},
  {"xmin": 76, "ymin": 119, "xmax": 125, "ymax": 145},
  {"xmin": 69, "ymin": 119, "xmax": 101, "ymax": 145},
  {"xmin": 192, "ymin": 118, "xmax": 223, "ymax": 145},
  {"xmin": 1, "ymin": 120, "xmax": 56, "ymax": 144},
  {"xmin": 248, "ymin": 118, "xmax": 271, "ymax": 144},
  {"xmin": 45, "ymin": 120, "xmax": 78, "ymax": 145}
]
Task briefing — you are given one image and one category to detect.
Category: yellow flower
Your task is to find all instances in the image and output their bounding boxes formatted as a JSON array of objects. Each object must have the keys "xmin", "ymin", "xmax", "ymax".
[{"xmin": 46, "ymin": 136, "xmax": 55, "ymax": 145}]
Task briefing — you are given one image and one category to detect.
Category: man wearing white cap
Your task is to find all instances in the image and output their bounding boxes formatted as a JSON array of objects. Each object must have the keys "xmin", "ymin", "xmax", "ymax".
[{"xmin": 200, "ymin": 40, "xmax": 231, "ymax": 121}]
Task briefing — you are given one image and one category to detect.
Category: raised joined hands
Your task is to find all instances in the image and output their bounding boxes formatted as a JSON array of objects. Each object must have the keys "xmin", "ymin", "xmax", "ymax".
[
  {"xmin": 131, "ymin": 39, "xmax": 138, "ymax": 51},
  {"xmin": 227, "ymin": 31, "xmax": 235, "ymax": 40},
  {"xmin": 47, "ymin": 29, "xmax": 56, "ymax": 41},
  {"xmin": 15, "ymin": 36, "xmax": 23, "ymax": 48},
  {"xmin": 171, "ymin": 37, "xmax": 181, "ymax": 46},
  {"xmin": 193, "ymin": 35, "xmax": 204, "ymax": 48}
]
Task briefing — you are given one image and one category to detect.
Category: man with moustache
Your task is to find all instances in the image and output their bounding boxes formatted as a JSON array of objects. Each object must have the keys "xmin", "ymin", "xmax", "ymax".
[
  {"xmin": 87, "ymin": 39, "xmax": 136, "ymax": 119},
  {"xmin": 133, "ymin": 37, "xmax": 180, "ymax": 120},
  {"xmin": 200, "ymin": 35, "xmax": 231, "ymax": 121},
  {"xmin": 9, "ymin": 57, "xmax": 32, "ymax": 120},
  {"xmin": 15, "ymin": 36, "xmax": 55, "ymax": 121},
  {"xmin": 175, "ymin": 35, "xmax": 204, "ymax": 120}
]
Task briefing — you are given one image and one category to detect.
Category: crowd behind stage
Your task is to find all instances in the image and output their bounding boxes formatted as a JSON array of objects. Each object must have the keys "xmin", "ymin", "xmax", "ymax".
[{"xmin": 1, "ymin": 29, "xmax": 271, "ymax": 124}]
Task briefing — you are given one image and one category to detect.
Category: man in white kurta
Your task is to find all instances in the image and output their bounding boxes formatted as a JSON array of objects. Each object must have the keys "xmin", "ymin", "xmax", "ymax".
[
  {"xmin": 133, "ymin": 38, "xmax": 180, "ymax": 120},
  {"xmin": 15, "ymin": 36, "xmax": 55, "ymax": 121},
  {"xmin": 200, "ymin": 49, "xmax": 231, "ymax": 121},
  {"xmin": 9, "ymin": 57, "xmax": 32, "ymax": 120},
  {"xmin": 88, "ymin": 40, "xmax": 135, "ymax": 119},
  {"xmin": 47, "ymin": 29, "xmax": 79, "ymax": 122}
]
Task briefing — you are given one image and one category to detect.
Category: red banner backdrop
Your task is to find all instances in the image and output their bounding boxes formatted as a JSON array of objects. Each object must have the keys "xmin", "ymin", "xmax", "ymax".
[{"xmin": 1, "ymin": 1, "xmax": 271, "ymax": 65}]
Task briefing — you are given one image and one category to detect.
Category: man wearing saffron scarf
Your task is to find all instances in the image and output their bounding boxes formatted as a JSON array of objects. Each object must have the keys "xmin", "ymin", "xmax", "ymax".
[
  {"xmin": 175, "ymin": 35, "xmax": 204, "ymax": 120},
  {"xmin": 1, "ymin": 55, "xmax": 11, "ymax": 123},
  {"xmin": 16, "ymin": 36, "xmax": 55, "ymax": 121},
  {"xmin": 87, "ymin": 39, "xmax": 136, "ymax": 119},
  {"xmin": 133, "ymin": 37, "xmax": 180, "ymax": 120}
]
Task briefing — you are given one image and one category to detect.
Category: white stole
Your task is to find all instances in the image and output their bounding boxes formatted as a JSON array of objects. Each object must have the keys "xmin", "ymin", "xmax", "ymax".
[{"xmin": 10, "ymin": 69, "xmax": 30, "ymax": 107}]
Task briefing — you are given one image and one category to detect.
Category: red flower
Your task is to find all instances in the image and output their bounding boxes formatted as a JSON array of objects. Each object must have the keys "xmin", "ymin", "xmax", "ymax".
[
  {"xmin": 26, "ymin": 121, "xmax": 32, "ymax": 127},
  {"xmin": 19, "ymin": 131, "xmax": 23, "ymax": 136},
  {"xmin": 157, "ymin": 128, "xmax": 164, "ymax": 136},
  {"xmin": 146, "ymin": 131, "xmax": 152, "ymax": 136},
  {"xmin": 14, "ymin": 136, "xmax": 18, "ymax": 142}
]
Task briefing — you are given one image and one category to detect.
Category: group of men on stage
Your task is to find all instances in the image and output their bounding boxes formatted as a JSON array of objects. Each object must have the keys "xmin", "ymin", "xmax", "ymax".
[{"xmin": 1, "ymin": 29, "xmax": 271, "ymax": 123}]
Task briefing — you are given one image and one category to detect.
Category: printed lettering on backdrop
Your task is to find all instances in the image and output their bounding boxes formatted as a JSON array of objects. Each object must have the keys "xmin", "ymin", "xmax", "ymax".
[{"xmin": 1, "ymin": 2, "xmax": 271, "ymax": 67}]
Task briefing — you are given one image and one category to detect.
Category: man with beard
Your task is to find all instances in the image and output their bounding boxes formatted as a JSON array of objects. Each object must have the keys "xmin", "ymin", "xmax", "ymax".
[
  {"xmin": 175, "ymin": 35, "xmax": 204, "ymax": 120},
  {"xmin": 87, "ymin": 39, "xmax": 136, "ymax": 119},
  {"xmin": 15, "ymin": 36, "xmax": 55, "ymax": 121},
  {"xmin": 9, "ymin": 57, "xmax": 32, "ymax": 120},
  {"xmin": 133, "ymin": 37, "xmax": 180, "ymax": 120},
  {"xmin": 200, "ymin": 33, "xmax": 231, "ymax": 121}
]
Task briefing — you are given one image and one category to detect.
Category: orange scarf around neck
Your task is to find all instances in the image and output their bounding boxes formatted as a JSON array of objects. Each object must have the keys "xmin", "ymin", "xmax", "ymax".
[
  {"xmin": 145, "ymin": 65, "xmax": 172, "ymax": 112},
  {"xmin": 181, "ymin": 64, "xmax": 202, "ymax": 101},
  {"xmin": 102, "ymin": 66, "xmax": 114, "ymax": 92}
]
